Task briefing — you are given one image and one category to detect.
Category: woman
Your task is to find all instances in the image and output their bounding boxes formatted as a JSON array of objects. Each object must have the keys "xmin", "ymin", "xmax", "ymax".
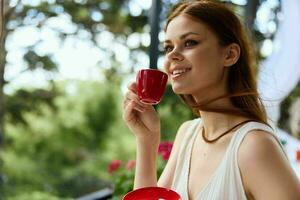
[{"xmin": 122, "ymin": 0, "xmax": 300, "ymax": 199}]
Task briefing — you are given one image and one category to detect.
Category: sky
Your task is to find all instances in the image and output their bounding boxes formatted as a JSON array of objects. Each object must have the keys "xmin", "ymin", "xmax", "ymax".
[{"xmin": 4, "ymin": 0, "xmax": 279, "ymax": 95}]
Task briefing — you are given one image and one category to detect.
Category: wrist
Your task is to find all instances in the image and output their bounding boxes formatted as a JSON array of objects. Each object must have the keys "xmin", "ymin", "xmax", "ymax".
[{"xmin": 136, "ymin": 133, "xmax": 160, "ymax": 147}]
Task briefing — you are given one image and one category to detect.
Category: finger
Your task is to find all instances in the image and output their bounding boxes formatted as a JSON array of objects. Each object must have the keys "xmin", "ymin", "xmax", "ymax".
[
  {"xmin": 123, "ymin": 96, "xmax": 139, "ymax": 112},
  {"xmin": 127, "ymin": 82, "xmax": 137, "ymax": 93},
  {"xmin": 124, "ymin": 96, "xmax": 145, "ymax": 112},
  {"xmin": 122, "ymin": 98, "xmax": 130, "ymax": 110},
  {"xmin": 125, "ymin": 90, "xmax": 139, "ymax": 101},
  {"xmin": 123, "ymin": 101, "xmax": 135, "ymax": 122},
  {"xmin": 132, "ymin": 102, "xmax": 145, "ymax": 112},
  {"xmin": 123, "ymin": 101, "xmax": 143, "ymax": 122},
  {"xmin": 125, "ymin": 91, "xmax": 147, "ymax": 108}
]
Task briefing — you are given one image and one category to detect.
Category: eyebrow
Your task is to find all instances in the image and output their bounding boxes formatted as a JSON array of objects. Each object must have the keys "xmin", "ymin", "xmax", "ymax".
[{"xmin": 164, "ymin": 32, "xmax": 200, "ymax": 43}]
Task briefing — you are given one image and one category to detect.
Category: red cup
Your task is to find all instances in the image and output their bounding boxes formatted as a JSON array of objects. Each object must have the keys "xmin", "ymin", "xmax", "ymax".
[
  {"xmin": 123, "ymin": 186, "xmax": 181, "ymax": 200},
  {"xmin": 136, "ymin": 69, "xmax": 168, "ymax": 105}
]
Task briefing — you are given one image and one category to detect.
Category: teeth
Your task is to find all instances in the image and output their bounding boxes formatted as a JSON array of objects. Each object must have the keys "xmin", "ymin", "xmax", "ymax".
[{"xmin": 172, "ymin": 68, "xmax": 191, "ymax": 75}]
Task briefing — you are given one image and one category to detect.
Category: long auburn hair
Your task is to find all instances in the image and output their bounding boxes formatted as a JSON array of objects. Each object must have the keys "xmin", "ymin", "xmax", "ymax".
[{"xmin": 165, "ymin": 0, "xmax": 269, "ymax": 125}]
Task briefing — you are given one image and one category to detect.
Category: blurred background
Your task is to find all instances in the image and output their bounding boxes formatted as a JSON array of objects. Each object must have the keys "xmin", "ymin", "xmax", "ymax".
[{"xmin": 0, "ymin": 0, "xmax": 299, "ymax": 199}]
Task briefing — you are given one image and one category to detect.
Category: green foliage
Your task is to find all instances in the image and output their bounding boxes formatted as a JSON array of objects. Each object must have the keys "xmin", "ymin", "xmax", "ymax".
[
  {"xmin": 158, "ymin": 84, "xmax": 194, "ymax": 141},
  {"xmin": 23, "ymin": 50, "xmax": 57, "ymax": 71},
  {"xmin": 6, "ymin": 86, "xmax": 58, "ymax": 124},
  {"xmin": 107, "ymin": 150, "xmax": 169, "ymax": 199},
  {"xmin": 1, "ymin": 80, "xmax": 124, "ymax": 198},
  {"xmin": 9, "ymin": 0, "xmax": 148, "ymax": 42},
  {"xmin": 278, "ymin": 81, "xmax": 300, "ymax": 131},
  {"xmin": 111, "ymin": 169, "xmax": 135, "ymax": 199},
  {"xmin": 3, "ymin": 0, "xmax": 150, "ymax": 110},
  {"xmin": 6, "ymin": 191, "xmax": 72, "ymax": 200}
]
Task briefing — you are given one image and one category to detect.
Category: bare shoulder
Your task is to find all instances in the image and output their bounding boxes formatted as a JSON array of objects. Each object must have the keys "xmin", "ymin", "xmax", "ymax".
[
  {"xmin": 238, "ymin": 130, "xmax": 285, "ymax": 162},
  {"xmin": 169, "ymin": 119, "xmax": 195, "ymax": 155},
  {"xmin": 175, "ymin": 119, "xmax": 195, "ymax": 140},
  {"xmin": 238, "ymin": 130, "xmax": 300, "ymax": 200},
  {"xmin": 166, "ymin": 119, "xmax": 196, "ymax": 158}
]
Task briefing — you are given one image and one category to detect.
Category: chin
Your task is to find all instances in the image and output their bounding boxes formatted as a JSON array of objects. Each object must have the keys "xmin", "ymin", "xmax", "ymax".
[{"xmin": 172, "ymin": 84, "xmax": 192, "ymax": 95}]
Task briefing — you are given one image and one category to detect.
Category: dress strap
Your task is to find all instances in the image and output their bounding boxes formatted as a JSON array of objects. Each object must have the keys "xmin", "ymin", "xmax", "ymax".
[{"xmin": 231, "ymin": 122, "xmax": 284, "ymax": 156}]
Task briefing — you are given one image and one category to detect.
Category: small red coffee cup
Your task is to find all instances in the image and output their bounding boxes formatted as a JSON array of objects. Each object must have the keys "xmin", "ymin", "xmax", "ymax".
[
  {"xmin": 123, "ymin": 186, "xmax": 181, "ymax": 200},
  {"xmin": 136, "ymin": 69, "xmax": 168, "ymax": 105}
]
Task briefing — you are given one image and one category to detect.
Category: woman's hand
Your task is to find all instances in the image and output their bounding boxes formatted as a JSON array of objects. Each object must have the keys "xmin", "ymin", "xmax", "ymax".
[{"xmin": 122, "ymin": 82, "xmax": 161, "ymax": 142}]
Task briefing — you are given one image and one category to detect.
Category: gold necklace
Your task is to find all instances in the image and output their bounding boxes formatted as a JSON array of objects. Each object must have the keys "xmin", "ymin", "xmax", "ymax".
[{"xmin": 202, "ymin": 120, "xmax": 255, "ymax": 143}]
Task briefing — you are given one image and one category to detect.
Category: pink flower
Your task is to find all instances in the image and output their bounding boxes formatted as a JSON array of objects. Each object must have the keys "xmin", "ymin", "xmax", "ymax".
[
  {"xmin": 125, "ymin": 160, "xmax": 136, "ymax": 171},
  {"xmin": 158, "ymin": 143, "xmax": 165, "ymax": 154},
  {"xmin": 166, "ymin": 142, "xmax": 173, "ymax": 152},
  {"xmin": 108, "ymin": 160, "xmax": 122, "ymax": 174},
  {"xmin": 158, "ymin": 141, "xmax": 173, "ymax": 161},
  {"xmin": 162, "ymin": 151, "xmax": 171, "ymax": 161},
  {"xmin": 158, "ymin": 142, "xmax": 173, "ymax": 153}
]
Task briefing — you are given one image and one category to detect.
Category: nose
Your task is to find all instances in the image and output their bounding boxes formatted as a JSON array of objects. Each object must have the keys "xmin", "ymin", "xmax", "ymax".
[{"xmin": 167, "ymin": 49, "xmax": 184, "ymax": 62}]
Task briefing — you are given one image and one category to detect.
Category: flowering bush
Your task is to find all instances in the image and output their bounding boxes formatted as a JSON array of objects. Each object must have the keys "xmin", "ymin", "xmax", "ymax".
[
  {"xmin": 108, "ymin": 141, "xmax": 173, "ymax": 199},
  {"xmin": 158, "ymin": 141, "xmax": 173, "ymax": 161},
  {"xmin": 108, "ymin": 160, "xmax": 122, "ymax": 174}
]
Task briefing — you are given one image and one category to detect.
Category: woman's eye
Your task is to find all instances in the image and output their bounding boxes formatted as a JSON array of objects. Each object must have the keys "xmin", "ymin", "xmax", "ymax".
[
  {"xmin": 185, "ymin": 40, "xmax": 198, "ymax": 47},
  {"xmin": 164, "ymin": 45, "xmax": 173, "ymax": 53}
]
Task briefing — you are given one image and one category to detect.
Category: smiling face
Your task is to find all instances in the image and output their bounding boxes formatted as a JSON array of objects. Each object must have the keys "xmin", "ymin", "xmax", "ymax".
[{"xmin": 164, "ymin": 14, "xmax": 230, "ymax": 103}]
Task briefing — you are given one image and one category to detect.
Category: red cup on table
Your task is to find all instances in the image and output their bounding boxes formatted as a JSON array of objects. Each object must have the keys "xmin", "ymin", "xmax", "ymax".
[
  {"xmin": 136, "ymin": 69, "xmax": 168, "ymax": 105},
  {"xmin": 123, "ymin": 186, "xmax": 181, "ymax": 200}
]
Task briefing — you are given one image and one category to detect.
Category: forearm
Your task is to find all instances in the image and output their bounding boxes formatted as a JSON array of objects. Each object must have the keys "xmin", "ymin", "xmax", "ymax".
[{"xmin": 133, "ymin": 137, "xmax": 159, "ymax": 189}]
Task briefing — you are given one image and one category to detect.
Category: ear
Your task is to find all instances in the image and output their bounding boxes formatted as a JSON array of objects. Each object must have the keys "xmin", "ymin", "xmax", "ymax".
[{"xmin": 223, "ymin": 43, "xmax": 240, "ymax": 67}]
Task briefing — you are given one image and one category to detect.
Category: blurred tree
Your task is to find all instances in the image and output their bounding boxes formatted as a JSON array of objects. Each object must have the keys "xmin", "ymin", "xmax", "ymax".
[
  {"xmin": 1, "ymin": 81, "xmax": 121, "ymax": 198},
  {"xmin": 278, "ymin": 81, "xmax": 300, "ymax": 133},
  {"xmin": 1, "ymin": 0, "xmax": 149, "ymax": 145},
  {"xmin": 1, "ymin": 0, "xmax": 150, "ymax": 198},
  {"xmin": 245, "ymin": 0, "xmax": 259, "ymax": 29},
  {"xmin": 6, "ymin": 84, "xmax": 58, "ymax": 125},
  {"xmin": 1, "ymin": 0, "xmax": 6, "ymax": 145}
]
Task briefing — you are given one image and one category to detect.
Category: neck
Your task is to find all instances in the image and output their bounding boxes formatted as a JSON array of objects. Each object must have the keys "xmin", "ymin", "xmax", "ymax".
[
  {"xmin": 200, "ymin": 111, "xmax": 248, "ymax": 138},
  {"xmin": 191, "ymin": 76, "xmax": 251, "ymax": 139},
  {"xmin": 197, "ymin": 98, "xmax": 250, "ymax": 139}
]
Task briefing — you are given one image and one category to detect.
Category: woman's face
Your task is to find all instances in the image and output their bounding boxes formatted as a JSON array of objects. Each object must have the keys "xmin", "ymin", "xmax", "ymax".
[{"xmin": 164, "ymin": 14, "xmax": 229, "ymax": 102}]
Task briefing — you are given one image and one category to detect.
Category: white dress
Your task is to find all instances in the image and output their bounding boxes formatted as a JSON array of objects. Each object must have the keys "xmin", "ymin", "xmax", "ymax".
[{"xmin": 171, "ymin": 118, "xmax": 285, "ymax": 200}]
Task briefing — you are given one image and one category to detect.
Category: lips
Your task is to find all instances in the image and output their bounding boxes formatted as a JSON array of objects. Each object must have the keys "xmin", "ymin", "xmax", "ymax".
[{"xmin": 170, "ymin": 67, "xmax": 191, "ymax": 79}]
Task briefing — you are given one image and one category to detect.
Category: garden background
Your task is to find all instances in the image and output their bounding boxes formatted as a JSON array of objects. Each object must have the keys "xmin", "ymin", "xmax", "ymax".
[{"xmin": 0, "ymin": 0, "xmax": 299, "ymax": 199}]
